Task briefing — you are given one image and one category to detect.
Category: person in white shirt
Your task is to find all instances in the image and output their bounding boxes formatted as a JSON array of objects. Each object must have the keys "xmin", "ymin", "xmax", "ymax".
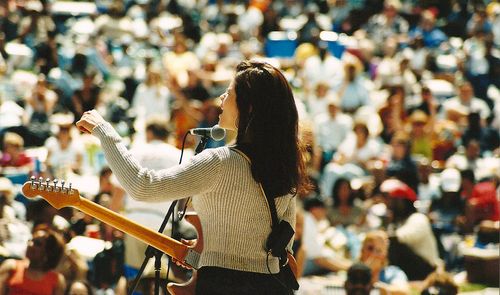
[
  {"xmin": 442, "ymin": 81, "xmax": 491, "ymax": 124},
  {"xmin": 302, "ymin": 46, "xmax": 345, "ymax": 93},
  {"xmin": 321, "ymin": 122, "xmax": 383, "ymax": 198},
  {"xmin": 307, "ymin": 81, "xmax": 337, "ymax": 119},
  {"xmin": 337, "ymin": 63, "xmax": 370, "ymax": 114},
  {"xmin": 44, "ymin": 113, "xmax": 84, "ymax": 179},
  {"xmin": 314, "ymin": 96, "xmax": 353, "ymax": 169},
  {"xmin": 132, "ymin": 66, "xmax": 172, "ymax": 121},
  {"xmin": 301, "ymin": 197, "xmax": 352, "ymax": 276},
  {"xmin": 381, "ymin": 179, "xmax": 441, "ymax": 281}
]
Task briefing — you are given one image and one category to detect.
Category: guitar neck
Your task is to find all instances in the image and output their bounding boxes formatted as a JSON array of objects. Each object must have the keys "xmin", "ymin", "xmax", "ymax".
[{"xmin": 76, "ymin": 196, "xmax": 188, "ymax": 261}]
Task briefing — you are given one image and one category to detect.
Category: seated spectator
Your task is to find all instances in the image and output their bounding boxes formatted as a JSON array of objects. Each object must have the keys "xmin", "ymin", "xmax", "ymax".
[
  {"xmin": 0, "ymin": 177, "xmax": 18, "ymax": 221},
  {"xmin": 337, "ymin": 61, "xmax": 370, "ymax": 114},
  {"xmin": 464, "ymin": 181, "xmax": 500, "ymax": 232},
  {"xmin": 408, "ymin": 110, "xmax": 434, "ymax": 160},
  {"xmin": 429, "ymin": 168, "xmax": 465, "ymax": 234},
  {"xmin": 338, "ymin": 122, "xmax": 384, "ymax": 169},
  {"xmin": 360, "ymin": 230, "xmax": 410, "ymax": 294},
  {"xmin": 0, "ymin": 226, "xmax": 66, "ymax": 294},
  {"xmin": 314, "ymin": 96, "xmax": 353, "ymax": 169},
  {"xmin": 441, "ymin": 81, "xmax": 491, "ymax": 127},
  {"xmin": 360, "ymin": 0, "xmax": 409, "ymax": 50},
  {"xmin": 408, "ymin": 86, "xmax": 440, "ymax": 117},
  {"xmin": 461, "ymin": 112, "xmax": 500, "ymax": 156},
  {"xmin": 378, "ymin": 85, "xmax": 407, "ymax": 144},
  {"xmin": 327, "ymin": 178, "xmax": 366, "ymax": 228},
  {"xmin": 416, "ymin": 157, "xmax": 440, "ymax": 209},
  {"xmin": 385, "ymin": 131, "xmax": 420, "ymax": 194},
  {"xmin": 181, "ymin": 69, "xmax": 211, "ymax": 103},
  {"xmin": 0, "ymin": 132, "xmax": 32, "ymax": 171},
  {"xmin": 445, "ymin": 139, "xmax": 482, "ymax": 172},
  {"xmin": 70, "ymin": 69, "xmax": 102, "ymax": 122},
  {"xmin": 25, "ymin": 74, "xmax": 58, "ymax": 121},
  {"xmin": 44, "ymin": 113, "xmax": 84, "ymax": 179},
  {"xmin": 345, "ymin": 262, "xmax": 373, "ymax": 295},
  {"xmin": 321, "ymin": 121, "xmax": 383, "ymax": 198},
  {"xmin": 429, "ymin": 168, "xmax": 466, "ymax": 268},
  {"xmin": 302, "ymin": 44, "xmax": 345, "ymax": 93},
  {"xmin": 302, "ymin": 197, "xmax": 352, "ymax": 276},
  {"xmin": 132, "ymin": 65, "xmax": 172, "ymax": 121},
  {"xmin": 409, "ymin": 9, "xmax": 448, "ymax": 48},
  {"xmin": 432, "ymin": 120, "xmax": 459, "ymax": 166},
  {"xmin": 306, "ymin": 81, "xmax": 336, "ymax": 119},
  {"xmin": 0, "ymin": 177, "xmax": 31, "ymax": 259},
  {"xmin": 381, "ymin": 179, "xmax": 441, "ymax": 280}
]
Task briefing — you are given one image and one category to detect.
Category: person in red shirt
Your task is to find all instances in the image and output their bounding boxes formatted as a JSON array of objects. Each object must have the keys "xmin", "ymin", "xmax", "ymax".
[
  {"xmin": 0, "ymin": 132, "xmax": 32, "ymax": 169},
  {"xmin": 0, "ymin": 226, "xmax": 66, "ymax": 294},
  {"xmin": 465, "ymin": 181, "xmax": 500, "ymax": 232}
]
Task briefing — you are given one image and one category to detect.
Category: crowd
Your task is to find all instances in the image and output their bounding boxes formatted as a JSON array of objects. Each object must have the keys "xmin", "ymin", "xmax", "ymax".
[{"xmin": 0, "ymin": 0, "xmax": 499, "ymax": 294}]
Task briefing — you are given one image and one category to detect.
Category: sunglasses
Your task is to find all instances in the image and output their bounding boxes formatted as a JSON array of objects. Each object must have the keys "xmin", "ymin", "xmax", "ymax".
[{"xmin": 364, "ymin": 244, "xmax": 385, "ymax": 255}]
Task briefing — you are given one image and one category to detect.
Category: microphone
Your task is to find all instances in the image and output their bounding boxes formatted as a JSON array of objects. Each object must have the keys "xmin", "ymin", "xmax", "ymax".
[{"xmin": 189, "ymin": 125, "xmax": 226, "ymax": 141}]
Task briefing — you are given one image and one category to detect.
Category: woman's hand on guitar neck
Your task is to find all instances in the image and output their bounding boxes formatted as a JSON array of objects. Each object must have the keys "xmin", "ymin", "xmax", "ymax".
[{"xmin": 172, "ymin": 239, "xmax": 197, "ymax": 269}]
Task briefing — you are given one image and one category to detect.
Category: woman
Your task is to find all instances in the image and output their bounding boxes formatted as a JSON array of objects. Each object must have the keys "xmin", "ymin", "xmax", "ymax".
[
  {"xmin": 359, "ymin": 230, "xmax": 409, "ymax": 295},
  {"xmin": 76, "ymin": 60, "xmax": 309, "ymax": 294},
  {"xmin": 327, "ymin": 178, "xmax": 365, "ymax": 227},
  {"xmin": 0, "ymin": 226, "xmax": 66, "ymax": 295}
]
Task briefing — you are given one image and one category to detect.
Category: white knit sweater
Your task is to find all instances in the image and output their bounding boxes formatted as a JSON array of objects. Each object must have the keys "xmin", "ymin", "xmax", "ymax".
[{"xmin": 93, "ymin": 122, "xmax": 296, "ymax": 274}]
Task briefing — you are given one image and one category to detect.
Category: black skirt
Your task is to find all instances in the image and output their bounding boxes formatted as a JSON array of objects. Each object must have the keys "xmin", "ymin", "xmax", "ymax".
[{"xmin": 195, "ymin": 266, "xmax": 292, "ymax": 295}]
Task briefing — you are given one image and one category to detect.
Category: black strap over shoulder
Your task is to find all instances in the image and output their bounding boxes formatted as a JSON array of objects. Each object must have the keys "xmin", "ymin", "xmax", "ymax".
[{"xmin": 262, "ymin": 185, "xmax": 280, "ymax": 228}]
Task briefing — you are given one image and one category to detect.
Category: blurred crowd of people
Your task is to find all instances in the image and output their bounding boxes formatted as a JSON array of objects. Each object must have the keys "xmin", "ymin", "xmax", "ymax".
[{"xmin": 0, "ymin": 0, "xmax": 499, "ymax": 294}]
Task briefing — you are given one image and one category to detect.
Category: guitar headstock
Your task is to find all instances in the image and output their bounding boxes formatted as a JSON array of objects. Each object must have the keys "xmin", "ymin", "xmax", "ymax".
[{"xmin": 22, "ymin": 176, "xmax": 80, "ymax": 209}]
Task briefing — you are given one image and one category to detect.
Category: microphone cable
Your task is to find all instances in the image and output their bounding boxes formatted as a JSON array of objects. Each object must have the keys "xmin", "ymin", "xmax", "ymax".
[{"xmin": 166, "ymin": 130, "xmax": 191, "ymax": 285}]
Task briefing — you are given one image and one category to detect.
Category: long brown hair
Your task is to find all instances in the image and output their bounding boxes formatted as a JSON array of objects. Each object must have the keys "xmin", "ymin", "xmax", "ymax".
[{"xmin": 234, "ymin": 60, "xmax": 310, "ymax": 197}]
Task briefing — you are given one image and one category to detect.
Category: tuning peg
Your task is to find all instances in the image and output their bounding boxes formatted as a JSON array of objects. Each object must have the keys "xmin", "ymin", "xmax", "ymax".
[
  {"xmin": 45, "ymin": 178, "xmax": 52, "ymax": 191},
  {"xmin": 53, "ymin": 179, "xmax": 59, "ymax": 191},
  {"xmin": 38, "ymin": 177, "xmax": 43, "ymax": 184},
  {"xmin": 30, "ymin": 176, "xmax": 37, "ymax": 189},
  {"xmin": 61, "ymin": 179, "xmax": 65, "ymax": 189},
  {"xmin": 68, "ymin": 182, "xmax": 72, "ymax": 192}
]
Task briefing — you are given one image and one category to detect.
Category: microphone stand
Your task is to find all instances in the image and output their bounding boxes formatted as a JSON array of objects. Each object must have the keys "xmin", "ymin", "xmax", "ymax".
[{"xmin": 127, "ymin": 135, "xmax": 210, "ymax": 295}]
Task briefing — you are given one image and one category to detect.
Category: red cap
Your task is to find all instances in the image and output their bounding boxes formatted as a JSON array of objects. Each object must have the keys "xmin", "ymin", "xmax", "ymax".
[{"xmin": 380, "ymin": 179, "xmax": 417, "ymax": 202}]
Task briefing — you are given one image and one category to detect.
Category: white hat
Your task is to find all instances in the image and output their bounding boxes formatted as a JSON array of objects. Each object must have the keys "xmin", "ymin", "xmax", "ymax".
[{"xmin": 440, "ymin": 168, "xmax": 462, "ymax": 192}]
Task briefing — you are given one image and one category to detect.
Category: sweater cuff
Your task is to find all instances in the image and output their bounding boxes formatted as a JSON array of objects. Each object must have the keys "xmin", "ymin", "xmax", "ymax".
[{"xmin": 92, "ymin": 122, "xmax": 120, "ymax": 141}]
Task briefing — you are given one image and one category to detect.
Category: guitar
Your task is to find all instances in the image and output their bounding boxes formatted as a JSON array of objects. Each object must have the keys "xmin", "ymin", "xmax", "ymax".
[
  {"xmin": 22, "ymin": 177, "xmax": 201, "ymax": 295},
  {"xmin": 22, "ymin": 177, "xmax": 299, "ymax": 294}
]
